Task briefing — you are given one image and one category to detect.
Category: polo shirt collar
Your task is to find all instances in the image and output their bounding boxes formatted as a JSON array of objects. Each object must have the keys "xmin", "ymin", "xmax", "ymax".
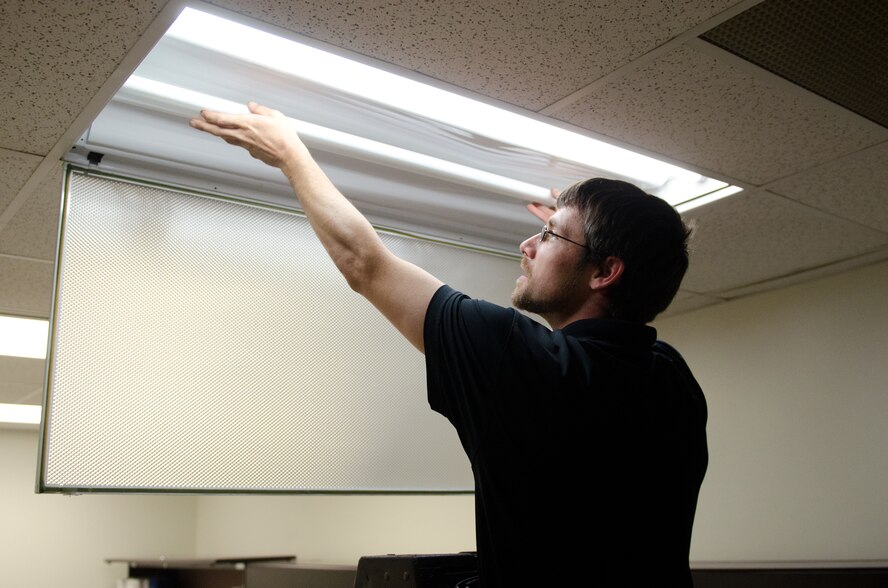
[{"xmin": 559, "ymin": 317, "xmax": 657, "ymax": 348}]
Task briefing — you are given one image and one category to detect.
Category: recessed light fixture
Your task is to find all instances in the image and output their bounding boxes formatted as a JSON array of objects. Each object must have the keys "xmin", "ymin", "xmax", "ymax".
[
  {"xmin": 101, "ymin": 6, "xmax": 740, "ymax": 212},
  {"xmin": 0, "ymin": 403, "xmax": 41, "ymax": 426},
  {"xmin": 675, "ymin": 185, "xmax": 745, "ymax": 213},
  {"xmin": 118, "ymin": 76, "xmax": 553, "ymax": 202},
  {"xmin": 0, "ymin": 315, "xmax": 48, "ymax": 359}
]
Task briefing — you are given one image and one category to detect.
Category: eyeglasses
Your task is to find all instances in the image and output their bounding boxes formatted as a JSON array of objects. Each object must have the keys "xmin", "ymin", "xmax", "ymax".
[{"xmin": 539, "ymin": 225, "xmax": 590, "ymax": 251}]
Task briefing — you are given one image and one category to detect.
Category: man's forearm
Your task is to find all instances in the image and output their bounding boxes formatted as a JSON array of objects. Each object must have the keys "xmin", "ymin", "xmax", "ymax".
[
  {"xmin": 190, "ymin": 103, "xmax": 443, "ymax": 351},
  {"xmin": 278, "ymin": 143, "xmax": 389, "ymax": 293}
]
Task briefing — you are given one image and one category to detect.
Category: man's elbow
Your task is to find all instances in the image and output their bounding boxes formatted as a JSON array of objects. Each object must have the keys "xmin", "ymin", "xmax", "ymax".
[{"xmin": 338, "ymin": 253, "xmax": 380, "ymax": 295}]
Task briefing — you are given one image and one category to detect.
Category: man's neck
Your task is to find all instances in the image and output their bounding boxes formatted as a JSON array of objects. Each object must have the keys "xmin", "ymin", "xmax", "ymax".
[{"xmin": 544, "ymin": 297, "xmax": 612, "ymax": 331}]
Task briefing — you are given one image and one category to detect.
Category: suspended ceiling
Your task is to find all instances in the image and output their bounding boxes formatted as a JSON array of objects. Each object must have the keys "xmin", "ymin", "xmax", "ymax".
[{"xmin": 1, "ymin": 0, "xmax": 886, "ymax": 406}]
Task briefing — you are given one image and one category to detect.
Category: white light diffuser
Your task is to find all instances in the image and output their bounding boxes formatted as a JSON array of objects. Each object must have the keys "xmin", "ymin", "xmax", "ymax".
[
  {"xmin": 675, "ymin": 185, "xmax": 745, "ymax": 213},
  {"xmin": 0, "ymin": 403, "xmax": 41, "ymax": 425},
  {"xmin": 0, "ymin": 315, "xmax": 49, "ymax": 359},
  {"xmin": 154, "ymin": 6, "xmax": 738, "ymax": 207},
  {"xmin": 118, "ymin": 77, "xmax": 553, "ymax": 203}
]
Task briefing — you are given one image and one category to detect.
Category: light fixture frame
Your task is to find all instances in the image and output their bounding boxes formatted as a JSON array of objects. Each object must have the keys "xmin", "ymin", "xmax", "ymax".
[{"xmin": 71, "ymin": 1, "xmax": 743, "ymax": 253}]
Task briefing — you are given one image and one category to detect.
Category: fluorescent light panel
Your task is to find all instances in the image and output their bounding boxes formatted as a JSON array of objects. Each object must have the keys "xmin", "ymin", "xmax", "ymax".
[
  {"xmin": 119, "ymin": 77, "xmax": 553, "ymax": 202},
  {"xmin": 0, "ymin": 403, "xmax": 41, "ymax": 425},
  {"xmin": 0, "ymin": 315, "xmax": 48, "ymax": 359},
  {"xmin": 153, "ymin": 7, "xmax": 739, "ymax": 207},
  {"xmin": 675, "ymin": 185, "xmax": 744, "ymax": 213}
]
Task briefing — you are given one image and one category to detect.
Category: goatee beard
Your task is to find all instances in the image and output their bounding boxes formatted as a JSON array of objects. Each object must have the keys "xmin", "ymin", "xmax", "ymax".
[{"xmin": 511, "ymin": 264, "xmax": 585, "ymax": 316}]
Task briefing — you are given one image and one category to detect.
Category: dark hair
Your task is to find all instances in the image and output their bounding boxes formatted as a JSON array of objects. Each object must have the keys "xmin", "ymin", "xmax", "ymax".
[{"xmin": 557, "ymin": 178, "xmax": 691, "ymax": 323}]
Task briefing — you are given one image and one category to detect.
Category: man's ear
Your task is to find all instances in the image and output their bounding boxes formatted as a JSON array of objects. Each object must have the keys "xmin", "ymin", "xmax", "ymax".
[{"xmin": 589, "ymin": 256, "xmax": 624, "ymax": 291}]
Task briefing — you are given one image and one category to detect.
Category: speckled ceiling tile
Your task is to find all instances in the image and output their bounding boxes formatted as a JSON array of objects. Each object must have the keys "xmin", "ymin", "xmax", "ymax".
[
  {"xmin": 0, "ymin": 256, "xmax": 53, "ymax": 318},
  {"xmin": 659, "ymin": 290, "xmax": 724, "ymax": 318},
  {"xmin": 0, "ymin": 356, "xmax": 45, "ymax": 405},
  {"xmin": 0, "ymin": 162, "xmax": 64, "ymax": 261},
  {"xmin": 553, "ymin": 43, "xmax": 888, "ymax": 185},
  {"xmin": 0, "ymin": 0, "xmax": 166, "ymax": 155},
  {"xmin": 0, "ymin": 148, "xmax": 43, "ymax": 212},
  {"xmin": 767, "ymin": 142, "xmax": 888, "ymax": 235},
  {"xmin": 207, "ymin": 0, "xmax": 739, "ymax": 111},
  {"xmin": 680, "ymin": 189, "xmax": 887, "ymax": 294}
]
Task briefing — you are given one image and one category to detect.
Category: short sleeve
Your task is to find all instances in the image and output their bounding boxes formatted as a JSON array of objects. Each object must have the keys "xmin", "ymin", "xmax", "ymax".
[{"xmin": 423, "ymin": 285, "xmax": 517, "ymax": 456}]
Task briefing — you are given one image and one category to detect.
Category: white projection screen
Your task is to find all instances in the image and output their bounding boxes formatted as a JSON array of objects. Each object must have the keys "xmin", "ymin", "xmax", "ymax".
[{"xmin": 39, "ymin": 168, "xmax": 526, "ymax": 493}]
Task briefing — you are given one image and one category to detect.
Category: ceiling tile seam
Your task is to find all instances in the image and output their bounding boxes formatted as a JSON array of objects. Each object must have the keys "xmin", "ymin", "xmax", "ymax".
[
  {"xmin": 0, "ymin": 158, "xmax": 61, "ymax": 235},
  {"xmin": 756, "ymin": 139, "xmax": 888, "ymax": 191},
  {"xmin": 0, "ymin": 252, "xmax": 54, "ymax": 265},
  {"xmin": 676, "ymin": 288, "xmax": 730, "ymax": 302},
  {"xmin": 687, "ymin": 38, "xmax": 888, "ymax": 136},
  {"xmin": 709, "ymin": 244, "xmax": 888, "ymax": 298},
  {"xmin": 16, "ymin": 388, "xmax": 43, "ymax": 405},
  {"xmin": 0, "ymin": 147, "xmax": 45, "ymax": 159},
  {"xmin": 537, "ymin": 0, "xmax": 767, "ymax": 116},
  {"xmin": 0, "ymin": 0, "xmax": 187, "ymax": 235},
  {"xmin": 764, "ymin": 189, "xmax": 888, "ymax": 238},
  {"xmin": 0, "ymin": 307, "xmax": 50, "ymax": 321},
  {"xmin": 717, "ymin": 256, "xmax": 888, "ymax": 300},
  {"xmin": 663, "ymin": 301, "xmax": 726, "ymax": 319}
]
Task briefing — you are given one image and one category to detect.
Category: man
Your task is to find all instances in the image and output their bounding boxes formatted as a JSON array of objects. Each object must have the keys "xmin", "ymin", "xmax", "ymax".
[{"xmin": 192, "ymin": 103, "xmax": 708, "ymax": 587}]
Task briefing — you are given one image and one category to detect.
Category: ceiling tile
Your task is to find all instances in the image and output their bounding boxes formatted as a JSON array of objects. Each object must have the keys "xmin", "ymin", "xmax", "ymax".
[
  {"xmin": 701, "ymin": 0, "xmax": 888, "ymax": 128},
  {"xmin": 767, "ymin": 142, "xmax": 888, "ymax": 234},
  {"xmin": 552, "ymin": 43, "xmax": 888, "ymax": 184},
  {"xmin": 660, "ymin": 290, "xmax": 725, "ymax": 318},
  {"xmin": 0, "ymin": 164, "xmax": 63, "ymax": 261},
  {"xmin": 0, "ymin": 356, "xmax": 45, "ymax": 405},
  {"xmin": 0, "ymin": 0, "xmax": 165, "ymax": 154},
  {"xmin": 0, "ymin": 148, "xmax": 42, "ymax": 212},
  {"xmin": 680, "ymin": 190, "xmax": 888, "ymax": 294},
  {"xmin": 717, "ymin": 246, "xmax": 888, "ymax": 300},
  {"xmin": 207, "ymin": 0, "xmax": 739, "ymax": 111},
  {"xmin": 0, "ymin": 257, "xmax": 53, "ymax": 318}
]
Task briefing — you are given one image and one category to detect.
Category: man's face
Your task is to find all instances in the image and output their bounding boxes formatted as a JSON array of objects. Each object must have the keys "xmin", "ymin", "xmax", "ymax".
[{"xmin": 511, "ymin": 206, "xmax": 593, "ymax": 317}]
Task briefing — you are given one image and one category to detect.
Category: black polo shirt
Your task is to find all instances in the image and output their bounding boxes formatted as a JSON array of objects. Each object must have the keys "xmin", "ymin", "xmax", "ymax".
[{"xmin": 424, "ymin": 285, "xmax": 708, "ymax": 587}]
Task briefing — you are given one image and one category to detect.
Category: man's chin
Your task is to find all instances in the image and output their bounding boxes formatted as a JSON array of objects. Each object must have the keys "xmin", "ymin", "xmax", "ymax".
[
  {"xmin": 511, "ymin": 289, "xmax": 540, "ymax": 313},
  {"xmin": 511, "ymin": 283, "xmax": 526, "ymax": 309}
]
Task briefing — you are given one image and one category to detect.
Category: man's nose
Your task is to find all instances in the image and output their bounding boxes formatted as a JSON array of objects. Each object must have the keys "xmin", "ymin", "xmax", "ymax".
[{"xmin": 519, "ymin": 234, "xmax": 538, "ymax": 258}]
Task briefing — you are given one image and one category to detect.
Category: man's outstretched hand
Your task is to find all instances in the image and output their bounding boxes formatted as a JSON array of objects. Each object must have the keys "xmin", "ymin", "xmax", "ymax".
[
  {"xmin": 526, "ymin": 189, "xmax": 559, "ymax": 222},
  {"xmin": 194, "ymin": 107, "xmax": 561, "ymax": 229},
  {"xmin": 190, "ymin": 102, "xmax": 309, "ymax": 172}
]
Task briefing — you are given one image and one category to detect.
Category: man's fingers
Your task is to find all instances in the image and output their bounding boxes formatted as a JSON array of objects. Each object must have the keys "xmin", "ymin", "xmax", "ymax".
[
  {"xmin": 189, "ymin": 116, "xmax": 229, "ymax": 136},
  {"xmin": 248, "ymin": 101, "xmax": 276, "ymax": 117},
  {"xmin": 526, "ymin": 202, "xmax": 556, "ymax": 222},
  {"xmin": 189, "ymin": 103, "xmax": 300, "ymax": 169},
  {"xmin": 198, "ymin": 109, "xmax": 248, "ymax": 129},
  {"xmin": 190, "ymin": 117, "xmax": 246, "ymax": 145}
]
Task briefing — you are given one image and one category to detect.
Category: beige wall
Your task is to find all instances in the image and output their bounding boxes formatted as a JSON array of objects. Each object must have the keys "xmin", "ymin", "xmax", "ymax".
[
  {"xmin": 0, "ymin": 428, "xmax": 473, "ymax": 586},
  {"xmin": 192, "ymin": 260, "xmax": 888, "ymax": 565},
  {"xmin": 655, "ymin": 259, "xmax": 888, "ymax": 561},
  {"xmin": 0, "ymin": 429, "xmax": 197, "ymax": 588},
  {"xmin": 194, "ymin": 493, "xmax": 475, "ymax": 563}
]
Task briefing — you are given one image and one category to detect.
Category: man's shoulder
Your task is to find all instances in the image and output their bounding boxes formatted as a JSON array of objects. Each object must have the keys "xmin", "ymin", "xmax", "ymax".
[
  {"xmin": 426, "ymin": 284, "xmax": 536, "ymax": 332},
  {"xmin": 424, "ymin": 284, "xmax": 555, "ymax": 364}
]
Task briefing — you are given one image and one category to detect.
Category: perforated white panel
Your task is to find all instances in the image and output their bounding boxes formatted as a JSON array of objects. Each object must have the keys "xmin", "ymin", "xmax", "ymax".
[{"xmin": 42, "ymin": 170, "xmax": 525, "ymax": 492}]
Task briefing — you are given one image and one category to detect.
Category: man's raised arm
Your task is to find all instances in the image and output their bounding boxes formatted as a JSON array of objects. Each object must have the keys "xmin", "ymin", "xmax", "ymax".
[{"xmin": 190, "ymin": 102, "xmax": 443, "ymax": 352}]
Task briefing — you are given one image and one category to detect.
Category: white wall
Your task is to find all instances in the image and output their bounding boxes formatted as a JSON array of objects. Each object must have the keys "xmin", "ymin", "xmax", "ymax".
[
  {"xmin": 0, "ymin": 429, "xmax": 197, "ymax": 588},
  {"xmin": 655, "ymin": 260, "xmax": 888, "ymax": 562}
]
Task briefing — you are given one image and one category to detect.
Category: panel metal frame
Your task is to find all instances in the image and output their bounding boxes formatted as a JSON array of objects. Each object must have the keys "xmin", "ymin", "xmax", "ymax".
[{"xmin": 38, "ymin": 165, "xmax": 524, "ymax": 494}]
